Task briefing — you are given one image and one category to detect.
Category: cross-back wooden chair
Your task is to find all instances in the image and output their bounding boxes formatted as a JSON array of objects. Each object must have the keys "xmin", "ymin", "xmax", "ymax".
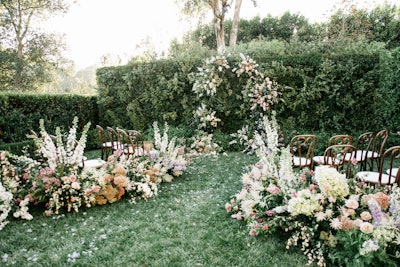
[
  {"xmin": 289, "ymin": 134, "xmax": 317, "ymax": 169},
  {"xmin": 344, "ymin": 132, "xmax": 374, "ymax": 171},
  {"xmin": 313, "ymin": 144, "xmax": 356, "ymax": 177},
  {"xmin": 366, "ymin": 129, "xmax": 389, "ymax": 171},
  {"xmin": 356, "ymin": 145, "xmax": 400, "ymax": 187}
]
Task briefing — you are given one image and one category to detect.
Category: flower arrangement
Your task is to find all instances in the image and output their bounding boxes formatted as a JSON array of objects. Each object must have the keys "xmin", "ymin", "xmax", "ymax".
[
  {"xmin": 151, "ymin": 121, "xmax": 187, "ymax": 182},
  {"xmin": 0, "ymin": 151, "xmax": 41, "ymax": 220},
  {"xmin": 191, "ymin": 52, "xmax": 281, "ymax": 154},
  {"xmin": 0, "ymin": 182, "xmax": 13, "ymax": 230},
  {"xmin": 189, "ymin": 130, "xmax": 221, "ymax": 156},
  {"xmin": 0, "ymin": 118, "xmax": 189, "ymax": 229},
  {"xmin": 226, "ymin": 115, "xmax": 400, "ymax": 266}
]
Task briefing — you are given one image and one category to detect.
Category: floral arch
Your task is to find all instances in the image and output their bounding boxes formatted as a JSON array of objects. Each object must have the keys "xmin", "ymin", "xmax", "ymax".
[{"xmin": 190, "ymin": 52, "xmax": 280, "ymax": 152}]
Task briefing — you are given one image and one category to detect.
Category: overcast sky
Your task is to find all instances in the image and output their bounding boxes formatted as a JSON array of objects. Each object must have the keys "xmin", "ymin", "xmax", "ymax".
[{"xmin": 44, "ymin": 0, "xmax": 400, "ymax": 69}]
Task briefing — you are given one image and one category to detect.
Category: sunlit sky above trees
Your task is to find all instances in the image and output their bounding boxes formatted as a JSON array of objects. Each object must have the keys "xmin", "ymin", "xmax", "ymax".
[{"xmin": 45, "ymin": 0, "xmax": 400, "ymax": 69}]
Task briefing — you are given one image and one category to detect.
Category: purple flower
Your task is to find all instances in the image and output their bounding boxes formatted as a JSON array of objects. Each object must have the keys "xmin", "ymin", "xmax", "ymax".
[
  {"xmin": 149, "ymin": 150, "xmax": 158, "ymax": 160},
  {"xmin": 368, "ymin": 199, "xmax": 386, "ymax": 226}
]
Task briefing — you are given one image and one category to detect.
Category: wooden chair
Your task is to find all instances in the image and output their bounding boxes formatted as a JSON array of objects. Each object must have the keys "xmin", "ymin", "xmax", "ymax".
[
  {"xmin": 327, "ymin": 134, "xmax": 353, "ymax": 146},
  {"xmin": 344, "ymin": 132, "xmax": 374, "ymax": 171},
  {"xmin": 289, "ymin": 134, "xmax": 317, "ymax": 169},
  {"xmin": 312, "ymin": 134, "xmax": 353, "ymax": 168},
  {"xmin": 313, "ymin": 144, "xmax": 356, "ymax": 177},
  {"xmin": 117, "ymin": 129, "xmax": 144, "ymax": 157},
  {"xmin": 96, "ymin": 125, "xmax": 113, "ymax": 160},
  {"xmin": 356, "ymin": 145, "xmax": 400, "ymax": 187},
  {"xmin": 366, "ymin": 129, "xmax": 389, "ymax": 171},
  {"xmin": 106, "ymin": 126, "xmax": 122, "ymax": 152},
  {"xmin": 128, "ymin": 130, "xmax": 144, "ymax": 155}
]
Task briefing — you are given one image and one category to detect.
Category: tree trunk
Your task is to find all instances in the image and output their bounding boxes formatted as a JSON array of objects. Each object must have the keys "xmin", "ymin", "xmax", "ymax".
[
  {"xmin": 229, "ymin": 0, "xmax": 243, "ymax": 46},
  {"xmin": 211, "ymin": 0, "xmax": 228, "ymax": 53},
  {"xmin": 215, "ymin": 15, "xmax": 226, "ymax": 52}
]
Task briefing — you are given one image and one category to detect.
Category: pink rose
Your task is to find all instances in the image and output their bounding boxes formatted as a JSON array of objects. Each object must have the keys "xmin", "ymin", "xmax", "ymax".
[
  {"xmin": 345, "ymin": 198, "xmax": 359, "ymax": 210},
  {"xmin": 360, "ymin": 222, "xmax": 374, "ymax": 234},
  {"xmin": 360, "ymin": 211, "xmax": 372, "ymax": 221},
  {"xmin": 71, "ymin": 182, "xmax": 81, "ymax": 190}
]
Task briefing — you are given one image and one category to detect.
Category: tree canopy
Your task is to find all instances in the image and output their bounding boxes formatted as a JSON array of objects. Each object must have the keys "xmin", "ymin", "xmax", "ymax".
[{"xmin": 0, "ymin": 0, "xmax": 74, "ymax": 91}]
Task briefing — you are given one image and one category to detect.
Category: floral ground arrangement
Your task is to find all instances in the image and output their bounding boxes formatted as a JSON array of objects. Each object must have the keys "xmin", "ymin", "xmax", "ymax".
[
  {"xmin": 225, "ymin": 116, "xmax": 400, "ymax": 267},
  {"xmin": 0, "ymin": 118, "xmax": 188, "ymax": 227}
]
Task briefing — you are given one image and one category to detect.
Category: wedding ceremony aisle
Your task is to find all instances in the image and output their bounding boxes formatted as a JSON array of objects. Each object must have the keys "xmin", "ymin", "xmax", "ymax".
[{"xmin": 0, "ymin": 152, "xmax": 307, "ymax": 267}]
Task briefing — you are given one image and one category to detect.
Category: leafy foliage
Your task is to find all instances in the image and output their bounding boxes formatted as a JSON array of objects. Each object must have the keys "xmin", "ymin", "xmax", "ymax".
[{"xmin": 0, "ymin": 93, "xmax": 98, "ymax": 149}]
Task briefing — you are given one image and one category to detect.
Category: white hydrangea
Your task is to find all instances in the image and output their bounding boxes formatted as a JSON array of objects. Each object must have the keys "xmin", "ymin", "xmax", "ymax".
[
  {"xmin": 0, "ymin": 182, "xmax": 13, "ymax": 231},
  {"xmin": 314, "ymin": 166, "xmax": 349, "ymax": 200}
]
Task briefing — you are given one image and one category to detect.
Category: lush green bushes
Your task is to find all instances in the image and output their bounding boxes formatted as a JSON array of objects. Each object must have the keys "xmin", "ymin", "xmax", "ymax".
[
  {"xmin": 96, "ymin": 59, "xmax": 198, "ymax": 131},
  {"xmin": 2, "ymin": 41, "xmax": 399, "ymax": 154},
  {"xmin": 0, "ymin": 93, "xmax": 99, "ymax": 151},
  {"xmin": 97, "ymin": 50, "xmax": 393, "ymax": 136}
]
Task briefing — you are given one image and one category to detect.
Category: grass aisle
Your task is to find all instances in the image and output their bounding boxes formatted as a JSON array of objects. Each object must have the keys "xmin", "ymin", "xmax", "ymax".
[{"xmin": 0, "ymin": 152, "xmax": 307, "ymax": 267}]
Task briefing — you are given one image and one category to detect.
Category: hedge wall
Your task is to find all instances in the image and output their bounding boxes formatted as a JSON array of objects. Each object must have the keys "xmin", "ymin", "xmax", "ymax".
[
  {"xmin": 96, "ymin": 59, "xmax": 199, "ymax": 131},
  {"xmin": 0, "ymin": 94, "xmax": 99, "ymax": 150},
  {"xmin": 2, "ymin": 50, "xmax": 398, "ymax": 154},
  {"xmin": 97, "ymin": 52, "xmax": 395, "ymax": 137}
]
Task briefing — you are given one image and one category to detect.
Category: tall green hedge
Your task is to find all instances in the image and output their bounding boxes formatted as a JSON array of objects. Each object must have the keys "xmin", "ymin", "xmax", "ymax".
[
  {"xmin": 96, "ymin": 59, "xmax": 199, "ymax": 131},
  {"xmin": 0, "ymin": 94, "xmax": 99, "ymax": 149},
  {"xmin": 2, "ymin": 50, "xmax": 398, "ymax": 154},
  {"xmin": 97, "ymin": 52, "xmax": 395, "ymax": 137}
]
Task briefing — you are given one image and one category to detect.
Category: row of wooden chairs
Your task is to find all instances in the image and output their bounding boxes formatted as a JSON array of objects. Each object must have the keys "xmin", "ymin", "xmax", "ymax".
[
  {"xmin": 290, "ymin": 130, "xmax": 389, "ymax": 170},
  {"xmin": 289, "ymin": 130, "xmax": 398, "ymax": 183},
  {"xmin": 96, "ymin": 125, "xmax": 145, "ymax": 160}
]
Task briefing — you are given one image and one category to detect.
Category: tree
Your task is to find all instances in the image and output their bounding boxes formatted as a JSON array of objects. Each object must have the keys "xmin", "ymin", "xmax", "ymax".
[
  {"xmin": 229, "ymin": 0, "xmax": 242, "ymax": 46},
  {"xmin": 0, "ymin": 0, "xmax": 74, "ymax": 91},
  {"xmin": 178, "ymin": 0, "xmax": 256, "ymax": 52}
]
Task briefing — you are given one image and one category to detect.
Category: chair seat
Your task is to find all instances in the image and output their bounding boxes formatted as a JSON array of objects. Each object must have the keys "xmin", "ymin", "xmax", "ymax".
[
  {"xmin": 293, "ymin": 156, "xmax": 312, "ymax": 167},
  {"xmin": 102, "ymin": 141, "xmax": 114, "ymax": 148},
  {"xmin": 79, "ymin": 159, "xmax": 105, "ymax": 169},
  {"xmin": 356, "ymin": 171, "xmax": 397, "ymax": 185},
  {"xmin": 366, "ymin": 151, "xmax": 379, "ymax": 159},
  {"xmin": 344, "ymin": 150, "xmax": 367, "ymax": 162},
  {"xmin": 387, "ymin": 168, "xmax": 398, "ymax": 177},
  {"xmin": 123, "ymin": 146, "xmax": 145, "ymax": 156},
  {"xmin": 313, "ymin": 156, "xmax": 341, "ymax": 166},
  {"xmin": 111, "ymin": 141, "xmax": 122, "ymax": 150}
]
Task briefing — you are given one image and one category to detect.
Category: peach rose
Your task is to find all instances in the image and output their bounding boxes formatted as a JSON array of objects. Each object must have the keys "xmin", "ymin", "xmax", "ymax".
[
  {"xmin": 360, "ymin": 222, "xmax": 374, "ymax": 234},
  {"xmin": 360, "ymin": 211, "xmax": 372, "ymax": 221},
  {"xmin": 345, "ymin": 198, "xmax": 359, "ymax": 210},
  {"xmin": 373, "ymin": 192, "xmax": 390, "ymax": 210}
]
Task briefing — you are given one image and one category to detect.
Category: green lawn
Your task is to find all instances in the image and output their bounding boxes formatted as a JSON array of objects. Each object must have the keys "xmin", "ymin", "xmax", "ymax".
[{"xmin": 0, "ymin": 152, "xmax": 308, "ymax": 267}]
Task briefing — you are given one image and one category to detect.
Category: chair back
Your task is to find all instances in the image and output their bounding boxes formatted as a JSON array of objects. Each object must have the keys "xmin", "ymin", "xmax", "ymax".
[
  {"xmin": 371, "ymin": 129, "xmax": 389, "ymax": 156},
  {"xmin": 354, "ymin": 132, "xmax": 374, "ymax": 170},
  {"xmin": 96, "ymin": 125, "xmax": 106, "ymax": 144},
  {"xmin": 377, "ymin": 145, "xmax": 400, "ymax": 186},
  {"xmin": 106, "ymin": 126, "xmax": 121, "ymax": 150},
  {"xmin": 323, "ymin": 144, "xmax": 356, "ymax": 176},
  {"xmin": 367, "ymin": 129, "xmax": 389, "ymax": 171},
  {"xmin": 328, "ymin": 135, "xmax": 353, "ymax": 146},
  {"xmin": 116, "ymin": 128, "xmax": 129, "ymax": 153},
  {"xmin": 128, "ymin": 130, "xmax": 144, "ymax": 155},
  {"xmin": 289, "ymin": 135, "xmax": 317, "ymax": 169},
  {"xmin": 117, "ymin": 129, "xmax": 144, "ymax": 157}
]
